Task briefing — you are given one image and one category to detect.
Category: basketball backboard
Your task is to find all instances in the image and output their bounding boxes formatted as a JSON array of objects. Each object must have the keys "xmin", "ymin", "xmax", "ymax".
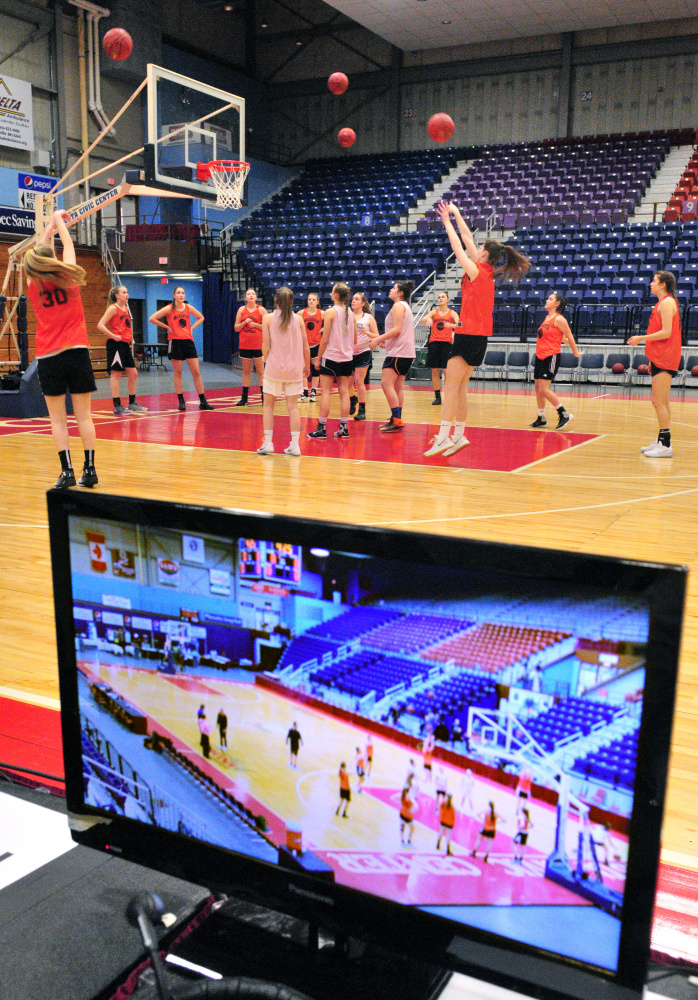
[{"xmin": 144, "ymin": 64, "xmax": 245, "ymax": 203}]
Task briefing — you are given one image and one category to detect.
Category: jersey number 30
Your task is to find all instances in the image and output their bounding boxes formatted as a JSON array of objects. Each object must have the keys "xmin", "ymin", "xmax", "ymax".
[{"xmin": 41, "ymin": 288, "xmax": 69, "ymax": 308}]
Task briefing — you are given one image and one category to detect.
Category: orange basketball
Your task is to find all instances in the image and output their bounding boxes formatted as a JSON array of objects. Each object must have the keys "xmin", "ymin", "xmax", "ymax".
[
  {"xmin": 637, "ymin": 364, "xmax": 650, "ymax": 376},
  {"xmin": 102, "ymin": 27, "xmax": 133, "ymax": 61},
  {"xmin": 428, "ymin": 112, "xmax": 455, "ymax": 143},
  {"xmin": 338, "ymin": 127, "xmax": 356, "ymax": 148},
  {"xmin": 611, "ymin": 363, "xmax": 625, "ymax": 374},
  {"xmin": 691, "ymin": 365, "xmax": 698, "ymax": 377},
  {"xmin": 328, "ymin": 72, "xmax": 349, "ymax": 95}
]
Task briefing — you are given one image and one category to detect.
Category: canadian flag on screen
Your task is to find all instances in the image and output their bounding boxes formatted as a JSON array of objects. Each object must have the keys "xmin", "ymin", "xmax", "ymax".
[{"xmin": 86, "ymin": 531, "xmax": 107, "ymax": 573}]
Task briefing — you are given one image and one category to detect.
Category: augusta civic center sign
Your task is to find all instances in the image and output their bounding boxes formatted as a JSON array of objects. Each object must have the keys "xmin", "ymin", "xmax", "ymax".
[{"xmin": 0, "ymin": 75, "xmax": 34, "ymax": 151}]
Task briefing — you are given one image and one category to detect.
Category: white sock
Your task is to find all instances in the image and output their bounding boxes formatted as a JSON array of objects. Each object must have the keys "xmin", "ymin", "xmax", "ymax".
[
  {"xmin": 438, "ymin": 420, "xmax": 451, "ymax": 441},
  {"xmin": 538, "ymin": 409, "xmax": 545, "ymax": 417},
  {"xmin": 263, "ymin": 430, "xmax": 272, "ymax": 445},
  {"xmin": 291, "ymin": 431, "xmax": 300, "ymax": 446},
  {"xmin": 453, "ymin": 421, "xmax": 466, "ymax": 442}
]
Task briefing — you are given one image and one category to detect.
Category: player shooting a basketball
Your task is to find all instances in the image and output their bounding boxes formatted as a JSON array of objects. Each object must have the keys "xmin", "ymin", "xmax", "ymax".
[{"xmin": 24, "ymin": 209, "xmax": 98, "ymax": 489}]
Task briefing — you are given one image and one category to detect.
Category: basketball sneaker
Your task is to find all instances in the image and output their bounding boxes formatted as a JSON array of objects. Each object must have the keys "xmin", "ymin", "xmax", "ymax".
[
  {"xmin": 78, "ymin": 466, "xmax": 99, "ymax": 488},
  {"xmin": 298, "ymin": 390, "xmax": 309, "ymax": 403},
  {"xmin": 309, "ymin": 389, "xmax": 316, "ymax": 402},
  {"xmin": 354, "ymin": 404, "xmax": 366, "ymax": 421},
  {"xmin": 555, "ymin": 411, "xmax": 573, "ymax": 429},
  {"xmin": 443, "ymin": 436, "xmax": 470, "ymax": 456},
  {"xmin": 424, "ymin": 435, "xmax": 453, "ymax": 456},
  {"xmin": 334, "ymin": 423, "xmax": 349, "ymax": 438},
  {"xmin": 284, "ymin": 443, "xmax": 302, "ymax": 456},
  {"xmin": 128, "ymin": 401, "xmax": 148, "ymax": 413},
  {"xmin": 257, "ymin": 441, "xmax": 274, "ymax": 455},
  {"xmin": 307, "ymin": 424, "xmax": 327, "ymax": 439},
  {"xmin": 113, "ymin": 403, "xmax": 132, "ymax": 416},
  {"xmin": 381, "ymin": 418, "xmax": 404, "ymax": 433},
  {"xmin": 530, "ymin": 416, "xmax": 547, "ymax": 427},
  {"xmin": 640, "ymin": 441, "xmax": 659, "ymax": 453},
  {"xmin": 349, "ymin": 395, "xmax": 358, "ymax": 415},
  {"xmin": 235, "ymin": 397, "xmax": 247, "ymax": 407},
  {"xmin": 642, "ymin": 442, "xmax": 673, "ymax": 458},
  {"xmin": 54, "ymin": 469, "xmax": 76, "ymax": 489},
  {"xmin": 199, "ymin": 399, "xmax": 215, "ymax": 410},
  {"xmin": 178, "ymin": 399, "xmax": 186, "ymax": 411}
]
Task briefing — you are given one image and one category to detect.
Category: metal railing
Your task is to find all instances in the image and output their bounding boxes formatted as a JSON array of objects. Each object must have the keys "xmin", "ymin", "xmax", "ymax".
[{"xmin": 101, "ymin": 226, "xmax": 122, "ymax": 287}]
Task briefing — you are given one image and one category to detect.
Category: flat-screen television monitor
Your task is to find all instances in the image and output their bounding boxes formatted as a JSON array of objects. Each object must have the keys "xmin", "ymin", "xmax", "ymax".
[{"xmin": 47, "ymin": 491, "xmax": 685, "ymax": 1000}]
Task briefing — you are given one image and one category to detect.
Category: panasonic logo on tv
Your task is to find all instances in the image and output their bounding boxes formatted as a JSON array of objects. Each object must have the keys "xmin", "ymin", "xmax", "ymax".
[{"xmin": 288, "ymin": 884, "xmax": 334, "ymax": 906}]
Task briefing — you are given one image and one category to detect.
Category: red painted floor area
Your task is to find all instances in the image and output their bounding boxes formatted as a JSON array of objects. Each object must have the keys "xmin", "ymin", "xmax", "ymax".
[
  {"xmin": 1, "ymin": 692, "xmax": 697, "ymax": 960},
  {"xmin": 6, "ymin": 388, "xmax": 597, "ymax": 473}
]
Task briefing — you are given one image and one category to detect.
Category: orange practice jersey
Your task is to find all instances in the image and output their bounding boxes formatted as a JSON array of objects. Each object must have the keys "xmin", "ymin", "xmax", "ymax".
[
  {"xmin": 107, "ymin": 304, "xmax": 133, "ymax": 344},
  {"xmin": 167, "ymin": 305, "xmax": 194, "ymax": 341},
  {"xmin": 302, "ymin": 308, "xmax": 323, "ymax": 346},
  {"xmin": 238, "ymin": 306, "xmax": 264, "ymax": 351},
  {"xmin": 339, "ymin": 768, "xmax": 350, "ymax": 791},
  {"xmin": 439, "ymin": 802, "xmax": 456, "ymax": 828},
  {"xmin": 27, "ymin": 281, "xmax": 89, "ymax": 358},
  {"xmin": 536, "ymin": 316, "xmax": 563, "ymax": 359},
  {"xmin": 646, "ymin": 297, "xmax": 681, "ymax": 371},
  {"xmin": 429, "ymin": 309, "xmax": 457, "ymax": 343},
  {"xmin": 456, "ymin": 263, "xmax": 494, "ymax": 337}
]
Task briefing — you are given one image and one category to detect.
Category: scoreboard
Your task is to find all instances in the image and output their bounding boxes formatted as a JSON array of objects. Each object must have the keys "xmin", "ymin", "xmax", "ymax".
[{"xmin": 238, "ymin": 539, "xmax": 302, "ymax": 585}]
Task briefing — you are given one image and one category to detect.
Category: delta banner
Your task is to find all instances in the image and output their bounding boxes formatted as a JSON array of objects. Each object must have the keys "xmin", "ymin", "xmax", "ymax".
[{"xmin": 0, "ymin": 75, "xmax": 34, "ymax": 151}]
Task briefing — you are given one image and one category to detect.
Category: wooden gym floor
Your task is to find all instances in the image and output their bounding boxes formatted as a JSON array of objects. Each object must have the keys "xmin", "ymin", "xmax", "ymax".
[{"xmin": 1, "ymin": 378, "xmax": 697, "ymax": 867}]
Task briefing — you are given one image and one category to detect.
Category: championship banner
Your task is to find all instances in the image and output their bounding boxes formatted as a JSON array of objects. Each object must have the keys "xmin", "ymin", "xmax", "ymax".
[
  {"xmin": 0, "ymin": 75, "xmax": 34, "ymax": 151},
  {"xmin": 86, "ymin": 531, "xmax": 107, "ymax": 573}
]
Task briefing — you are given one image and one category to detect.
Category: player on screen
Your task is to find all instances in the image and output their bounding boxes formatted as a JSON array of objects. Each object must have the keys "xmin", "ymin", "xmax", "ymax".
[
  {"xmin": 422, "ymin": 733, "xmax": 435, "ymax": 784},
  {"xmin": 513, "ymin": 808, "xmax": 533, "ymax": 863},
  {"xmin": 355, "ymin": 746, "xmax": 365, "ymax": 793},
  {"xmin": 286, "ymin": 721, "xmax": 303, "ymax": 767},
  {"xmin": 515, "ymin": 764, "xmax": 533, "ymax": 815},
  {"xmin": 336, "ymin": 761, "xmax": 351, "ymax": 818},
  {"xmin": 471, "ymin": 801, "xmax": 502, "ymax": 862},
  {"xmin": 436, "ymin": 793, "xmax": 456, "ymax": 855},
  {"xmin": 459, "ymin": 768, "xmax": 474, "ymax": 813},
  {"xmin": 399, "ymin": 784, "xmax": 417, "ymax": 847},
  {"xmin": 365, "ymin": 734, "xmax": 374, "ymax": 777}
]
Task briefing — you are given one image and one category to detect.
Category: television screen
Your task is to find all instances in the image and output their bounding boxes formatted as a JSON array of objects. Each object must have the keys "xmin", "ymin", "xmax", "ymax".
[{"xmin": 48, "ymin": 492, "xmax": 683, "ymax": 1000}]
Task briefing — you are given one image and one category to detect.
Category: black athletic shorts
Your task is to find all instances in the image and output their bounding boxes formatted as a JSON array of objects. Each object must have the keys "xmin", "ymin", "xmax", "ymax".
[
  {"xmin": 353, "ymin": 350, "xmax": 372, "ymax": 370},
  {"xmin": 168, "ymin": 339, "xmax": 198, "ymax": 361},
  {"xmin": 320, "ymin": 357, "xmax": 354, "ymax": 379},
  {"xmin": 340, "ymin": 787, "xmax": 351, "ymax": 801},
  {"xmin": 426, "ymin": 341, "xmax": 452, "ymax": 369},
  {"xmin": 534, "ymin": 354, "xmax": 561, "ymax": 381},
  {"xmin": 382, "ymin": 356, "xmax": 413, "ymax": 377},
  {"xmin": 480, "ymin": 828, "xmax": 496, "ymax": 839},
  {"xmin": 37, "ymin": 347, "xmax": 96, "ymax": 397},
  {"xmin": 450, "ymin": 334, "xmax": 488, "ymax": 368},
  {"xmin": 240, "ymin": 348, "xmax": 263, "ymax": 359},
  {"xmin": 356, "ymin": 766, "xmax": 364, "ymax": 778},
  {"xmin": 106, "ymin": 338, "xmax": 137, "ymax": 372},
  {"xmin": 309, "ymin": 344, "xmax": 320, "ymax": 361},
  {"xmin": 513, "ymin": 832, "xmax": 529, "ymax": 845},
  {"xmin": 650, "ymin": 362, "xmax": 678, "ymax": 378}
]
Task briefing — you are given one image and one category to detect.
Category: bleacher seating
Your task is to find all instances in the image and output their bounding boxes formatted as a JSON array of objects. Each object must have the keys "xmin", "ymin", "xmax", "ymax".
[
  {"xmin": 82, "ymin": 729, "xmax": 130, "ymax": 805},
  {"xmin": 362, "ymin": 614, "xmax": 471, "ymax": 654},
  {"xmin": 409, "ymin": 670, "xmax": 498, "ymax": 728},
  {"xmin": 571, "ymin": 727, "xmax": 638, "ymax": 791},
  {"xmin": 307, "ymin": 606, "xmax": 402, "ymax": 643},
  {"xmin": 276, "ymin": 635, "xmax": 336, "ymax": 671},
  {"xmin": 523, "ymin": 697, "xmax": 620, "ymax": 753},
  {"xmin": 420, "ymin": 623, "xmax": 569, "ymax": 673},
  {"xmin": 311, "ymin": 649, "xmax": 427, "ymax": 699}
]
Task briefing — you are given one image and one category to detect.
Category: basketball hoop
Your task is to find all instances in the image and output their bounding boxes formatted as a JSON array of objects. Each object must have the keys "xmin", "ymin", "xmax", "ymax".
[{"xmin": 197, "ymin": 160, "xmax": 250, "ymax": 210}]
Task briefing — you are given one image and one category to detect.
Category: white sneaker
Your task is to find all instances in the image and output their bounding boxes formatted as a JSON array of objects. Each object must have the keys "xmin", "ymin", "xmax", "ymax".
[
  {"xmin": 284, "ymin": 443, "xmax": 302, "ymax": 456},
  {"xmin": 640, "ymin": 442, "xmax": 658, "ymax": 454},
  {"xmin": 443, "ymin": 436, "xmax": 470, "ymax": 457},
  {"xmin": 424, "ymin": 435, "xmax": 453, "ymax": 457},
  {"xmin": 642, "ymin": 442, "xmax": 673, "ymax": 458},
  {"xmin": 257, "ymin": 441, "xmax": 274, "ymax": 455}
]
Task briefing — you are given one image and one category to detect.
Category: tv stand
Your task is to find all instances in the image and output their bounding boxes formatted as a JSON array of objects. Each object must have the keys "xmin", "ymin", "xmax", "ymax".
[{"xmin": 166, "ymin": 895, "xmax": 451, "ymax": 1000}]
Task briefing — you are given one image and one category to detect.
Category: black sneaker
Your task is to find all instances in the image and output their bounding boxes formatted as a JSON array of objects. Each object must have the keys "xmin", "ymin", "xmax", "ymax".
[
  {"xmin": 530, "ymin": 416, "xmax": 547, "ymax": 427},
  {"xmin": 432, "ymin": 396, "xmax": 441, "ymax": 405},
  {"xmin": 354, "ymin": 408, "xmax": 366, "ymax": 421},
  {"xmin": 54, "ymin": 469, "xmax": 76, "ymax": 489},
  {"xmin": 199, "ymin": 399, "xmax": 215, "ymax": 410},
  {"xmin": 335, "ymin": 423, "xmax": 349, "ymax": 438},
  {"xmin": 349, "ymin": 396, "xmax": 358, "ymax": 415},
  {"xmin": 235, "ymin": 396, "xmax": 247, "ymax": 407},
  {"xmin": 178, "ymin": 399, "xmax": 186, "ymax": 411},
  {"xmin": 307, "ymin": 424, "xmax": 327, "ymax": 439},
  {"xmin": 78, "ymin": 466, "xmax": 98, "ymax": 488},
  {"xmin": 556, "ymin": 411, "xmax": 573, "ymax": 430},
  {"xmin": 309, "ymin": 389, "xmax": 316, "ymax": 401}
]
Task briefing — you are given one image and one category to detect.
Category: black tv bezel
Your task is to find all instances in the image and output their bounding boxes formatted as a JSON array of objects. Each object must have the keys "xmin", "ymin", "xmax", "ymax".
[{"xmin": 47, "ymin": 489, "xmax": 685, "ymax": 1000}]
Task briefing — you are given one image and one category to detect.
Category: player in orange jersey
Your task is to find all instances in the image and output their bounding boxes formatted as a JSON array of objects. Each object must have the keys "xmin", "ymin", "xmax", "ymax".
[
  {"xmin": 149, "ymin": 287, "xmax": 214, "ymax": 411},
  {"xmin": 529, "ymin": 292, "xmax": 581, "ymax": 430},
  {"xmin": 24, "ymin": 209, "xmax": 98, "ymax": 489},
  {"xmin": 235, "ymin": 288, "xmax": 267, "ymax": 406},
  {"xmin": 336, "ymin": 761, "xmax": 351, "ymax": 818},
  {"xmin": 436, "ymin": 793, "xmax": 456, "ymax": 855},
  {"xmin": 97, "ymin": 285, "xmax": 147, "ymax": 416},
  {"xmin": 419, "ymin": 292, "xmax": 459, "ymax": 405},
  {"xmin": 297, "ymin": 291, "xmax": 323, "ymax": 402}
]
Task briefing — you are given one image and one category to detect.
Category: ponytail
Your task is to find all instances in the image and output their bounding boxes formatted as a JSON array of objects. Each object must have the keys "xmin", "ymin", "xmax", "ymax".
[
  {"xmin": 655, "ymin": 270, "xmax": 676, "ymax": 296},
  {"xmin": 24, "ymin": 244, "xmax": 86, "ymax": 290},
  {"xmin": 395, "ymin": 279, "xmax": 415, "ymax": 303},
  {"xmin": 275, "ymin": 285, "xmax": 294, "ymax": 330},
  {"xmin": 482, "ymin": 240, "xmax": 530, "ymax": 284},
  {"xmin": 333, "ymin": 282, "xmax": 351, "ymax": 326},
  {"xmin": 108, "ymin": 285, "xmax": 126, "ymax": 306}
]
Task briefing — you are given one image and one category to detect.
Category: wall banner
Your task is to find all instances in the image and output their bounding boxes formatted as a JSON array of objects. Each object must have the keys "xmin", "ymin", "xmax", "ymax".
[{"xmin": 0, "ymin": 75, "xmax": 34, "ymax": 151}]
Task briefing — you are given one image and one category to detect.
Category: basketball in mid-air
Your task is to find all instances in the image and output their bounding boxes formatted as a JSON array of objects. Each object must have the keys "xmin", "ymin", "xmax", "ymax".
[
  {"xmin": 103, "ymin": 27, "xmax": 133, "ymax": 61},
  {"xmin": 637, "ymin": 364, "xmax": 650, "ymax": 376},
  {"xmin": 692, "ymin": 365, "xmax": 698, "ymax": 377},
  {"xmin": 328, "ymin": 72, "xmax": 349, "ymax": 95},
  {"xmin": 428, "ymin": 113, "xmax": 455, "ymax": 143},
  {"xmin": 611, "ymin": 363, "xmax": 625, "ymax": 374},
  {"xmin": 338, "ymin": 127, "xmax": 356, "ymax": 147}
]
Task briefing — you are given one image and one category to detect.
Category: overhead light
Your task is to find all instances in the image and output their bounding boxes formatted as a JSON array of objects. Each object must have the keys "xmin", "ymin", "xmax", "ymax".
[
  {"xmin": 224, "ymin": 4, "xmax": 232, "ymax": 9},
  {"xmin": 296, "ymin": 40, "xmax": 303, "ymax": 45},
  {"xmin": 442, "ymin": 18, "xmax": 451, "ymax": 22},
  {"xmin": 310, "ymin": 548, "xmax": 330, "ymax": 558},
  {"xmin": 261, "ymin": 22, "xmax": 267, "ymax": 27}
]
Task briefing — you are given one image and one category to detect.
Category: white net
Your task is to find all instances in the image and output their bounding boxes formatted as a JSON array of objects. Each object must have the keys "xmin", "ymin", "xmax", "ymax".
[{"xmin": 208, "ymin": 160, "xmax": 250, "ymax": 210}]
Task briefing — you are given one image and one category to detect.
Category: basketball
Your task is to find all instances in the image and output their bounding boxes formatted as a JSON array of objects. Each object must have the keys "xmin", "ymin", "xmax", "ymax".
[
  {"xmin": 428, "ymin": 113, "xmax": 455, "ymax": 143},
  {"xmin": 328, "ymin": 72, "xmax": 349, "ymax": 95},
  {"xmin": 692, "ymin": 365, "xmax": 698, "ymax": 377},
  {"xmin": 637, "ymin": 364, "xmax": 650, "ymax": 376},
  {"xmin": 611, "ymin": 363, "xmax": 625, "ymax": 374},
  {"xmin": 102, "ymin": 27, "xmax": 132, "ymax": 61},
  {"xmin": 338, "ymin": 127, "xmax": 356, "ymax": 148}
]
